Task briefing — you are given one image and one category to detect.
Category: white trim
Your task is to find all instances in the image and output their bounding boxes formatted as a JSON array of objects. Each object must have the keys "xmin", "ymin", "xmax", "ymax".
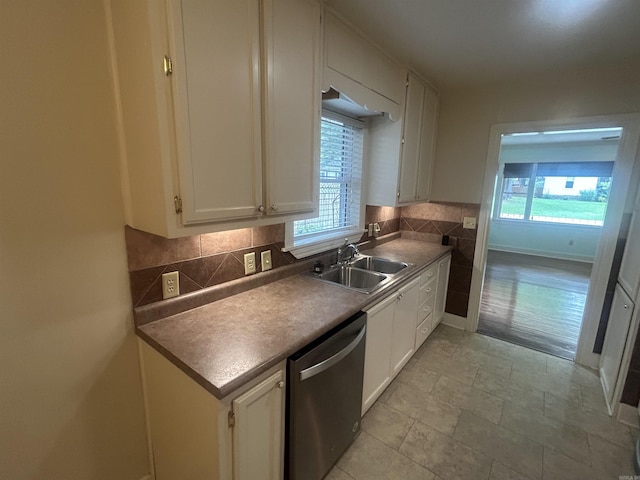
[
  {"xmin": 283, "ymin": 228, "xmax": 365, "ymax": 259},
  {"xmin": 442, "ymin": 313, "xmax": 468, "ymax": 331},
  {"xmin": 487, "ymin": 245, "xmax": 595, "ymax": 264},
  {"xmin": 617, "ymin": 402, "xmax": 640, "ymax": 428},
  {"xmin": 467, "ymin": 113, "xmax": 640, "ymax": 372}
]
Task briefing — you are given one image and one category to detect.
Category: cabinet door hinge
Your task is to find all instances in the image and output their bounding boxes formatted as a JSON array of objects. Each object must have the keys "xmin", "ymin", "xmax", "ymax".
[
  {"xmin": 228, "ymin": 410, "xmax": 235, "ymax": 428},
  {"xmin": 163, "ymin": 55, "xmax": 173, "ymax": 76},
  {"xmin": 174, "ymin": 196, "xmax": 183, "ymax": 214}
]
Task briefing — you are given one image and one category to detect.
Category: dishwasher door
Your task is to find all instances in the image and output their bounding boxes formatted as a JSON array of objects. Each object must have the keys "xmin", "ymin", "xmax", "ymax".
[{"xmin": 286, "ymin": 312, "xmax": 366, "ymax": 480}]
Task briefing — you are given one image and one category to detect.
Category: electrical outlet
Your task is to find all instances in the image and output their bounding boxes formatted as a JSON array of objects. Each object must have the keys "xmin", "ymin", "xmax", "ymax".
[
  {"xmin": 463, "ymin": 216, "xmax": 477, "ymax": 229},
  {"xmin": 244, "ymin": 252, "xmax": 256, "ymax": 275},
  {"xmin": 162, "ymin": 271, "xmax": 180, "ymax": 299},
  {"xmin": 261, "ymin": 250, "xmax": 272, "ymax": 271}
]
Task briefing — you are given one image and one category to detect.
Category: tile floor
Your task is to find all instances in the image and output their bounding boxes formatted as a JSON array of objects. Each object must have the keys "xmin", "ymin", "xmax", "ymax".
[{"xmin": 327, "ymin": 324, "xmax": 638, "ymax": 480}]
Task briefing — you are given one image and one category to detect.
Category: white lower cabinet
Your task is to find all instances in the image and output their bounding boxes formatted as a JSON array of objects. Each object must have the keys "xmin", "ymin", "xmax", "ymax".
[
  {"xmin": 139, "ymin": 341, "xmax": 285, "ymax": 480},
  {"xmin": 362, "ymin": 254, "xmax": 451, "ymax": 414},
  {"xmin": 362, "ymin": 277, "xmax": 419, "ymax": 415}
]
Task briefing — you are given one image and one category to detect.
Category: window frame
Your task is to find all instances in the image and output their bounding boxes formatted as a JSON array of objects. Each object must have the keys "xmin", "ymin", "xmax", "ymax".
[
  {"xmin": 493, "ymin": 161, "xmax": 612, "ymax": 228},
  {"xmin": 284, "ymin": 110, "xmax": 366, "ymax": 258}
]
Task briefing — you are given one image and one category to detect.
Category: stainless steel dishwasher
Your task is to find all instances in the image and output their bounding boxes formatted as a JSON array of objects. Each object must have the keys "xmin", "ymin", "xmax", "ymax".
[{"xmin": 286, "ymin": 311, "xmax": 366, "ymax": 480}]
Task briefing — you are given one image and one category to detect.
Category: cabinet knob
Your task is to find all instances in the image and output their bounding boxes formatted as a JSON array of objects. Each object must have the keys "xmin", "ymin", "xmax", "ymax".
[
  {"xmin": 397, "ymin": 293, "xmax": 404, "ymax": 301},
  {"xmin": 271, "ymin": 204, "xmax": 278, "ymax": 211},
  {"xmin": 276, "ymin": 381, "xmax": 284, "ymax": 389},
  {"xmin": 258, "ymin": 205, "xmax": 265, "ymax": 213},
  {"xmin": 624, "ymin": 304, "xmax": 629, "ymax": 309}
]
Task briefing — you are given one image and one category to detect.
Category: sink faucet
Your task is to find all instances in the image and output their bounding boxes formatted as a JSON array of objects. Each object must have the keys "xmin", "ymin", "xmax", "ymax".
[{"xmin": 337, "ymin": 241, "xmax": 360, "ymax": 265}]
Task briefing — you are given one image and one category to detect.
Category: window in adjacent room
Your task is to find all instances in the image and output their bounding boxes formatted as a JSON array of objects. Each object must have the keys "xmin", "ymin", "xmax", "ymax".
[
  {"xmin": 286, "ymin": 110, "xmax": 365, "ymax": 257},
  {"xmin": 496, "ymin": 161, "xmax": 614, "ymax": 226}
]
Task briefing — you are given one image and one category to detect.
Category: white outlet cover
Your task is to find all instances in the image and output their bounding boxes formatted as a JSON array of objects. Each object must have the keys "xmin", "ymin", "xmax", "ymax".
[
  {"xmin": 261, "ymin": 250, "xmax": 272, "ymax": 271},
  {"xmin": 463, "ymin": 216, "xmax": 477, "ymax": 229},
  {"xmin": 244, "ymin": 252, "xmax": 256, "ymax": 275},
  {"xmin": 162, "ymin": 271, "xmax": 180, "ymax": 299}
]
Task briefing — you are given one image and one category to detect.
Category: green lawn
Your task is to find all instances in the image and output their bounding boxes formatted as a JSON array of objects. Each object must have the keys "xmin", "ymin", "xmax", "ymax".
[{"xmin": 500, "ymin": 196, "xmax": 607, "ymax": 222}]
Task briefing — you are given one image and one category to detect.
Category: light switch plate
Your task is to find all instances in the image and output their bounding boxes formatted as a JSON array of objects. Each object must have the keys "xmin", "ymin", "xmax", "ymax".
[
  {"xmin": 463, "ymin": 216, "xmax": 477, "ymax": 229},
  {"xmin": 162, "ymin": 271, "xmax": 180, "ymax": 299},
  {"xmin": 261, "ymin": 250, "xmax": 272, "ymax": 271},
  {"xmin": 244, "ymin": 252, "xmax": 256, "ymax": 275}
]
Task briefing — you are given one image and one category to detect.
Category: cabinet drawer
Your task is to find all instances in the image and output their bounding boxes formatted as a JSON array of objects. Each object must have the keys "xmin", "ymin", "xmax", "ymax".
[
  {"xmin": 418, "ymin": 294, "xmax": 435, "ymax": 325},
  {"xmin": 415, "ymin": 317, "xmax": 431, "ymax": 349},
  {"xmin": 420, "ymin": 264, "xmax": 437, "ymax": 285},
  {"xmin": 419, "ymin": 278, "xmax": 436, "ymax": 304}
]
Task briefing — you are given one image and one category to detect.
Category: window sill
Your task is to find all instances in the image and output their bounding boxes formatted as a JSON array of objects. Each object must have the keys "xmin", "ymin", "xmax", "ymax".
[{"xmin": 283, "ymin": 229, "xmax": 366, "ymax": 259}]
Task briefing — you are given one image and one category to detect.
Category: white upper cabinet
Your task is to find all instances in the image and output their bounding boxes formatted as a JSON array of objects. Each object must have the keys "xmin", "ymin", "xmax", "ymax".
[
  {"xmin": 108, "ymin": 0, "xmax": 320, "ymax": 238},
  {"xmin": 367, "ymin": 71, "xmax": 439, "ymax": 207},
  {"xmin": 323, "ymin": 11, "xmax": 405, "ymax": 119},
  {"xmin": 263, "ymin": 0, "xmax": 321, "ymax": 216}
]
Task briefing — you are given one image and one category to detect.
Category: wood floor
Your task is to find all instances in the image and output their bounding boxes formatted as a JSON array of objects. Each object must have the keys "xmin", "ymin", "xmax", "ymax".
[{"xmin": 478, "ymin": 250, "xmax": 592, "ymax": 360}]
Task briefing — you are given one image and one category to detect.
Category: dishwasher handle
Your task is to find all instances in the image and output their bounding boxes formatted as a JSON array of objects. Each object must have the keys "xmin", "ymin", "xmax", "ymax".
[{"xmin": 299, "ymin": 325, "xmax": 366, "ymax": 382}]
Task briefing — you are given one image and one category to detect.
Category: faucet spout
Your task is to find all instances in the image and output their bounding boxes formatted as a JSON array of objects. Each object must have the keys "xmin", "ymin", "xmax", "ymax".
[{"xmin": 337, "ymin": 242, "xmax": 360, "ymax": 264}]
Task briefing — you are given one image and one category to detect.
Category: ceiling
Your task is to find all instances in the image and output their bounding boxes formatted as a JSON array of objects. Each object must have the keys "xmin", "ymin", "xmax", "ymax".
[{"xmin": 325, "ymin": 0, "xmax": 640, "ymax": 90}]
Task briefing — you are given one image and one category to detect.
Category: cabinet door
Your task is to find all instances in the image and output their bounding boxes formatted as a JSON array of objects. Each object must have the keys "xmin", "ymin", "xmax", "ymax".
[
  {"xmin": 397, "ymin": 72, "xmax": 425, "ymax": 204},
  {"xmin": 434, "ymin": 254, "xmax": 451, "ymax": 327},
  {"xmin": 232, "ymin": 370, "xmax": 285, "ymax": 480},
  {"xmin": 600, "ymin": 284, "xmax": 635, "ymax": 408},
  {"xmin": 362, "ymin": 294, "xmax": 395, "ymax": 415},
  {"xmin": 263, "ymin": 0, "xmax": 320, "ymax": 216},
  {"xmin": 619, "ymin": 208, "xmax": 640, "ymax": 298},
  {"xmin": 415, "ymin": 84, "xmax": 438, "ymax": 202},
  {"xmin": 391, "ymin": 278, "xmax": 420, "ymax": 376},
  {"xmin": 169, "ymin": 0, "xmax": 263, "ymax": 224}
]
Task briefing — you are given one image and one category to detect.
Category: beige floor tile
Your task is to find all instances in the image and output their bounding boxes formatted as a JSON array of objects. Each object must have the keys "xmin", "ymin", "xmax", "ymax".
[
  {"xmin": 386, "ymin": 382, "xmax": 462, "ymax": 436},
  {"xmin": 490, "ymin": 461, "xmax": 535, "ymax": 480},
  {"xmin": 510, "ymin": 365, "xmax": 582, "ymax": 404},
  {"xmin": 588, "ymin": 434, "xmax": 636, "ymax": 479},
  {"xmin": 431, "ymin": 375, "xmax": 504, "ymax": 424},
  {"xmin": 544, "ymin": 392, "xmax": 635, "ymax": 450},
  {"xmin": 433, "ymin": 324, "xmax": 491, "ymax": 352},
  {"xmin": 416, "ymin": 349, "xmax": 478, "ymax": 386},
  {"xmin": 453, "ymin": 411, "xmax": 543, "ymax": 480},
  {"xmin": 546, "ymin": 356, "xmax": 601, "ymax": 388},
  {"xmin": 485, "ymin": 337, "xmax": 548, "ymax": 371},
  {"xmin": 361, "ymin": 402, "xmax": 414, "ymax": 450},
  {"xmin": 377, "ymin": 377, "xmax": 401, "ymax": 404},
  {"xmin": 452, "ymin": 348, "xmax": 512, "ymax": 378},
  {"xmin": 542, "ymin": 447, "xmax": 602, "ymax": 480},
  {"xmin": 325, "ymin": 465, "xmax": 355, "ymax": 480},
  {"xmin": 500, "ymin": 402, "xmax": 590, "ymax": 464},
  {"xmin": 473, "ymin": 368, "xmax": 544, "ymax": 416},
  {"xmin": 420, "ymin": 334, "xmax": 459, "ymax": 358},
  {"xmin": 395, "ymin": 360, "xmax": 440, "ymax": 394},
  {"xmin": 399, "ymin": 421, "xmax": 492, "ymax": 480},
  {"xmin": 579, "ymin": 384, "xmax": 610, "ymax": 415},
  {"xmin": 337, "ymin": 431, "xmax": 436, "ymax": 480}
]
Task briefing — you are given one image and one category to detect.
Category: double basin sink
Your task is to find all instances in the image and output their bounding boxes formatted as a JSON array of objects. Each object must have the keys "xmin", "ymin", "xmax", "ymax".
[{"xmin": 309, "ymin": 255, "xmax": 412, "ymax": 294}]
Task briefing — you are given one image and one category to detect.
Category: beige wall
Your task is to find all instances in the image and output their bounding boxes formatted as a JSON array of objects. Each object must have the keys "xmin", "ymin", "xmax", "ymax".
[
  {"xmin": 432, "ymin": 64, "xmax": 640, "ymax": 203},
  {"xmin": 0, "ymin": 1, "xmax": 148, "ymax": 479}
]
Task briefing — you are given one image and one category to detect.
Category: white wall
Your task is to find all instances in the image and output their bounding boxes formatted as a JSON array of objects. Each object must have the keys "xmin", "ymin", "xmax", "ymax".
[
  {"xmin": 432, "ymin": 64, "xmax": 640, "ymax": 203},
  {"xmin": 488, "ymin": 221, "xmax": 600, "ymax": 262},
  {"xmin": 0, "ymin": 2, "xmax": 149, "ymax": 479}
]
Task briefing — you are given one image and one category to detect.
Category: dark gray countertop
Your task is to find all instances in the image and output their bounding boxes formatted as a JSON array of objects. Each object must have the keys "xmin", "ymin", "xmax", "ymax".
[{"xmin": 137, "ymin": 239, "xmax": 452, "ymax": 399}]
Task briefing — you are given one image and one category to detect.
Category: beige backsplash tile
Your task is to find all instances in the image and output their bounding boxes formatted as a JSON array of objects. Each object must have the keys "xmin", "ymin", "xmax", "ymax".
[
  {"xmin": 200, "ymin": 228, "xmax": 252, "ymax": 256},
  {"xmin": 125, "ymin": 226, "xmax": 201, "ymax": 271}
]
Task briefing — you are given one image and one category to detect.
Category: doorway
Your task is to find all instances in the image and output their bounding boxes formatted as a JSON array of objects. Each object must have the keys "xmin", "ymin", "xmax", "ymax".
[
  {"xmin": 468, "ymin": 114, "xmax": 640, "ymax": 370},
  {"xmin": 477, "ymin": 127, "xmax": 621, "ymax": 360}
]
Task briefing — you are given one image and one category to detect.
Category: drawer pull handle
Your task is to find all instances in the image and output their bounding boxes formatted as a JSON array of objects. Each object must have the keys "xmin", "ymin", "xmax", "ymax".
[
  {"xmin": 276, "ymin": 381, "xmax": 284, "ymax": 389},
  {"xmin": 422, "ymin": 328, "xmax": 429, "ymax": 334}
]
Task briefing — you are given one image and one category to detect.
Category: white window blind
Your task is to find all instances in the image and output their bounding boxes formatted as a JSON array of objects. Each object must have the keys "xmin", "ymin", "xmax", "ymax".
[{"xmin": 293, "ymin": 112, "xmax": 364, "ymax": 242}]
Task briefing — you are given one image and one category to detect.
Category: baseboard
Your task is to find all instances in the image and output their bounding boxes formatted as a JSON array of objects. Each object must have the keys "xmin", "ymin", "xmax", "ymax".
[
  {"xmin": 488, "ymin": 245, "xmax": 594, "ymax": 264},
  {"xmin": 617, "ymin": 402, "xmax": 640, "ymax": 428},
  {"xmin": 442, "ymin": 313, "xmax": 467, "ymax": 330}
]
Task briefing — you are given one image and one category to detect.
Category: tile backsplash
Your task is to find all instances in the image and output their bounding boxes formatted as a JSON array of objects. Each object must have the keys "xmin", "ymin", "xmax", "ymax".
[
  {"xmin": 125, "ymin": 206, "xmax": 403, "ymax": 308},
  {"xmin": 124, "ymin": 203, "xmax": 476, "ymax": 317},
  {"xmin": 400, "ymin": 202, "xmax": 480, "ymax": 318}
]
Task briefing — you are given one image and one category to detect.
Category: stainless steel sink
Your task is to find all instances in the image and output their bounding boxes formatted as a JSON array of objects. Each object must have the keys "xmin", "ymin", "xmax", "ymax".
[
  {"xmin": 348, "ymin": 255, "xmax": 409, "ymax": 274},
  {"xmin": 315, "ymin": 265, "xmax": 387, "ymax": 292}
]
